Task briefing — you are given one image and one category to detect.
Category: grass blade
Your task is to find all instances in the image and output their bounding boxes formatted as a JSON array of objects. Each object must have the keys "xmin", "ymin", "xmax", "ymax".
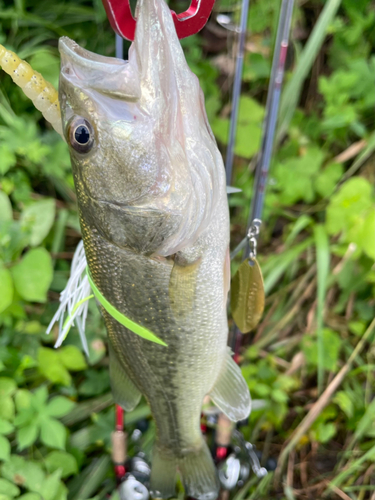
[
  {"xmin": 262, "ymin": 238, "xmax": 313, "ymax": 294},
  {"xmin": 314, "ymin": 224, "xmax": 330, "ymax": 395}
]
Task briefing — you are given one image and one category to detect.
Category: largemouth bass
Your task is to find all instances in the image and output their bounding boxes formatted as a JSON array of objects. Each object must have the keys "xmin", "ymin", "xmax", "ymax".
[{"xmin": 58, "ymin": 0, "xmax": 251, "ymax": 497}]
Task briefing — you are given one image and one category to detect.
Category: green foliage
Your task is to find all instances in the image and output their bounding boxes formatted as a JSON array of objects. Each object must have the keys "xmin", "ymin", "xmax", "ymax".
[
  {"xmin": 13, "ymin": 386, "xmax": 75, "ymax": 450},
  {"xmin": 0, "ymin": 0, "xmax": 374, "ymax": 498},
  {"xmin": 212, "ymin": 97, "xmax": 264, "ymax": 159},
  {"xmin": 11, "ymin": 248, "xmax": 53, "ymax": 303},
  {"xmin": 38, "ymin": 346, "xmax": 87, "ymax": 386},
  {"xmin": 326, "ymin": 177, "xmax": 375, "ymax": 258}
]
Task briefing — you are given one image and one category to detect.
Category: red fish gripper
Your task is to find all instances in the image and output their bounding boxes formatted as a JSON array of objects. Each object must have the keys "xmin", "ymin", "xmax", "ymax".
[{"xmin": 102, "ymin": 0, "xmax": 216, "ymax": 40}]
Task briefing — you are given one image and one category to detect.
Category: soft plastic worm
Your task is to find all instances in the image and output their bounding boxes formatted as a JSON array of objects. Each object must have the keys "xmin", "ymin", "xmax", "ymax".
[{"xmin": 0, "ymin": 44, "xmax": 63, "ymax": 137}]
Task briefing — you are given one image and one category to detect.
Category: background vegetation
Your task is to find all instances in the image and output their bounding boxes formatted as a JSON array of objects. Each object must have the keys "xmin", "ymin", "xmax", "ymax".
[{"xmin": 0, "ymin": 0, "xmax": 374, "ymax": 498}]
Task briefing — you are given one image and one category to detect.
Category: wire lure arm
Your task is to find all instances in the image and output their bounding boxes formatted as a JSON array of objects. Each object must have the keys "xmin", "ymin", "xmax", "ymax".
[{"xmin": 101, "ymin": 0, "xmax": 216, "ymax": 40}]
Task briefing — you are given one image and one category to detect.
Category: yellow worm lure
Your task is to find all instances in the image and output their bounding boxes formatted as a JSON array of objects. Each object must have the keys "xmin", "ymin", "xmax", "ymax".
[{"xmin": 0, "ymin": 44, "xmax": 63, "ymax": 137}]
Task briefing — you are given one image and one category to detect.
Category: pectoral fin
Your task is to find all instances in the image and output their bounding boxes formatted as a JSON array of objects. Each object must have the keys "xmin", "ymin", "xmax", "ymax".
[
  {"xmin": 108, "ymin": 341, "xmax": 141, "ymax": 411},
  {"xmin": 209, "ymin": 349, "xmax": 251, "ymax": 421},
  {"xmin": 169, "ymin": 258, "xmax": 200, "ymax": 318}
]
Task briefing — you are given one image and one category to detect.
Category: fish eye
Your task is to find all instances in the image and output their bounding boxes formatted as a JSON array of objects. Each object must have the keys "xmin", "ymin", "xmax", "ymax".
[{"xmin": 68, "ymin": 116, "xmax": 95, "ymax": 154}]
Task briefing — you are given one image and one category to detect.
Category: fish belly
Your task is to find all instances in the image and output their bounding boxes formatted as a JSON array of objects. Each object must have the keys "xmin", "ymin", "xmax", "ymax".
[
  {"xmin": 83, "ymin": 218, "xmax": 228, "ymax": 446},
  {"xmin": 78, "ymin": 196, "xmax": 252, "ymax": 499}
]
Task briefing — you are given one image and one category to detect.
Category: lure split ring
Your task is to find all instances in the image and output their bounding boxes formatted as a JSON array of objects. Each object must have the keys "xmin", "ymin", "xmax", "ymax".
[{"xmin": 101, "ymin": 0, "xmax": 215, "ymax": 40}]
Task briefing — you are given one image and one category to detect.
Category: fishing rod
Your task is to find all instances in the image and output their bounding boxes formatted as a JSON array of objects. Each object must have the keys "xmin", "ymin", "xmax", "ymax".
[
  {"xmin": 229, "ymin": 0, "xmax": 295, "ymax": 368},
  {"xmin": 224, "ymin": 0, "xmax": 251, "ymax": 188},
  {"xmin": 229, "ymin": 0, "xmax": 295, "ymax": 261}
]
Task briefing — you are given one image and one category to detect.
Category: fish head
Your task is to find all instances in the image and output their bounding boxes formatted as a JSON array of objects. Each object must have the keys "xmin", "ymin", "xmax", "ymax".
[
  {"xmin": 59, "ymin": 0, "xmax": 227, "ymax": 256},
  {"xmin": 59, "ymin": 37, "xmax": 160, "ymax": 208}
]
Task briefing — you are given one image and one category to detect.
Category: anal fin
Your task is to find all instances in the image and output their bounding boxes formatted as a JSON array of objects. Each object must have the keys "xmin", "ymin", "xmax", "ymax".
[
  {"xmin": 108, "ymin": 341, "xmax": 141, "ymax": 411},
  {"xmin": 209, "ymin": 349, "xmax": 251, "ymax": 421}
]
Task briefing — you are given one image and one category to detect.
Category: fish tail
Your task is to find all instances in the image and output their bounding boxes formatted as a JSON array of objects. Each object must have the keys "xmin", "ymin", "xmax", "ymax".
[
  {"xmin": 150, "ymin": 439, "xmax": 220, "ymax": 500},
  {"xmin": 178, "ymin": 439, "xmax": 220, "ymax": 500},
  {"xmin": 150, "ymin": 446, "xmax": 177, "ymax": 499}
]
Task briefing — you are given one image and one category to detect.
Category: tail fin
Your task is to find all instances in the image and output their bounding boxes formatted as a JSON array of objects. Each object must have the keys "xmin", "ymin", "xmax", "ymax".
[
  {"xmin": 150, "ymin": 440, "xmax": 219, "ymax": 500},
  {"xmin": 178, "ymin": 440, "xmax": 220, "ymax": 500},
  {"xmin": 150, "ymin": 446, "xmax": 177, "ymax": 499}
]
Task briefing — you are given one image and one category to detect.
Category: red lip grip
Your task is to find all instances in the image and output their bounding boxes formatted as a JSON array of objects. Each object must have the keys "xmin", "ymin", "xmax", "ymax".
[{"xmin": 102, "ymin": 0, "xmax": 215, "ymax": 40}]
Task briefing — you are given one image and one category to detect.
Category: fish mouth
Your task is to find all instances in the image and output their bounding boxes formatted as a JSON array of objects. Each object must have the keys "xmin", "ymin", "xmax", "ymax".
[
  {"xmin": 59, "ymin": 37, "xmax": 125, "ymax": 69},
  {"xmin": 59, "ymin": 37, "xmax": 141, "ymax": 101}
]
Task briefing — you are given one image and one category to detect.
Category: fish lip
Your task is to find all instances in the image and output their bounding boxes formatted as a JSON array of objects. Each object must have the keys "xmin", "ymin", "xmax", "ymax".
[{"xmin": 59, "ymin": 36, "xmax": 126, "ymax": 68}]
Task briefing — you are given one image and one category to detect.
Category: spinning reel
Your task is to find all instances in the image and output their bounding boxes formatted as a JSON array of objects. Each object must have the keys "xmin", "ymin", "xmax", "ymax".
[{"xmin": 114, "ymin": 410, "xmax": 269, "ymax": 500}]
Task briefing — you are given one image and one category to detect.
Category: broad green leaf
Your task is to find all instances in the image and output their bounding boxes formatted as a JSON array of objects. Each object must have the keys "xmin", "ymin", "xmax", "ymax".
[
  {"xmin": 51, "ymin": 483, "xmax": 67, "ymax": 500},
  {"xmin": 15, "ymin": 320, "xmax": 43, "ymax": 335},
  {"xmin": 0, "ymin": 397, "xmax": 15, "ymax": 421},
  {"xmin": 32, "ymin": 386, "xmax": 48, "ymax": 409},
  {"xmin": 303, "ymin": 328, "xmax": 341, "ymax": 372},
  {"xmin": 211, "ymin": 96, "xmax": 264, "ymax": 159},
  {"xmin": 1, "ymin": 456, "xmax": 44, "ymax": 489},
  {"xmin": 0, "ymin": 378, "xmax": 16, "ymax": 397},
  {"xmin": 13, "ymin": 409, "xmax": 34, "ymax": 428},
  {"xmin": 17, "ymin": 423, "xmax": 39, "ymax": 450},
  {"xmin": 0, "ymin": 479, "xmax": 20, "ymax": 498},
  {"xmin": 273, "ymin": 147, "xmax": 325, "ymax": 205},
  {"xmin": 45, "ymin": 451, "xmax": 78, "ymax": 478},
  {"xmin": 78, "ymin": 369, "xmax": 110, "ymax": 397},
  {"xmin": 11, "ymin": 248, "xmax": 53, "ymax": 303},
  {"xmin": 59, "ymin": 346, "xmax": 87, "ymax": 371},
  {"xmin": 21, "ymin": 199, "xmax": 55, "ymax": 247},
  {"xmin": 333, "ymin": 391, "xmax": 353, "ymax": 418},
  {"xmin": 40, "ymin": 418, "xmax": 66, "ymax": 450},
  {"xmin": 15, "ymin": 390, "xmax": 32, "ymax": 412},
  {"xmin": 361, "ymin": 207, "xmax": 375, "ymax": 259},
  {"xmin": 46, "ymin": 397, "xmax": 75, "ymax": 418},
  {"xmin": 314, "ymin": 162, "xmax": 343, "ymax": 198},
  {"xmin": 37, "ymin": 348, "xmax": 71, "ymax": 387},
  {"xmin": 0, "ymin": 145, "xmax": 16, "ymax": 175},
  {"xmin": 18, "ymin": 495, "xmax": 42, "ymax": 500},
  {"xmin": 40, "ymin": 470, "xmax": 61, "ymax": 500},
  {"xmin": 271, "ymin": 389, "xmax": 288, "ymax": 403},
  {"xmin": 314, "ymin": 422, "xmax": 337, "ymax": 443},
  {"xmin": 0, "ymin": 435, "xmax": 10, "ymax": 461},
  {"xmin": 326, "ymin": 177, "xmax": 373, "ymax": 235},
  {"xmin": 0, "ymin": 192, "xmax": 12, "ymax": 221},
  {"xmin": 234, "ymin": 122, "xmax": 262, "ymax": 159},
  {"xmin": 0, "ymin": 267, "xmax": 13, "ymax": 314},
  {"xmin": 0, "ymin": 418, "xmax": 14, "ymax": 435}
]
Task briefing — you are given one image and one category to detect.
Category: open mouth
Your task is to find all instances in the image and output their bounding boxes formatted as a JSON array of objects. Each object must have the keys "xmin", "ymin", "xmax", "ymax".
[{"xmin": 59, "ymin": 37, "xmax": 141, "ymax": 101}]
